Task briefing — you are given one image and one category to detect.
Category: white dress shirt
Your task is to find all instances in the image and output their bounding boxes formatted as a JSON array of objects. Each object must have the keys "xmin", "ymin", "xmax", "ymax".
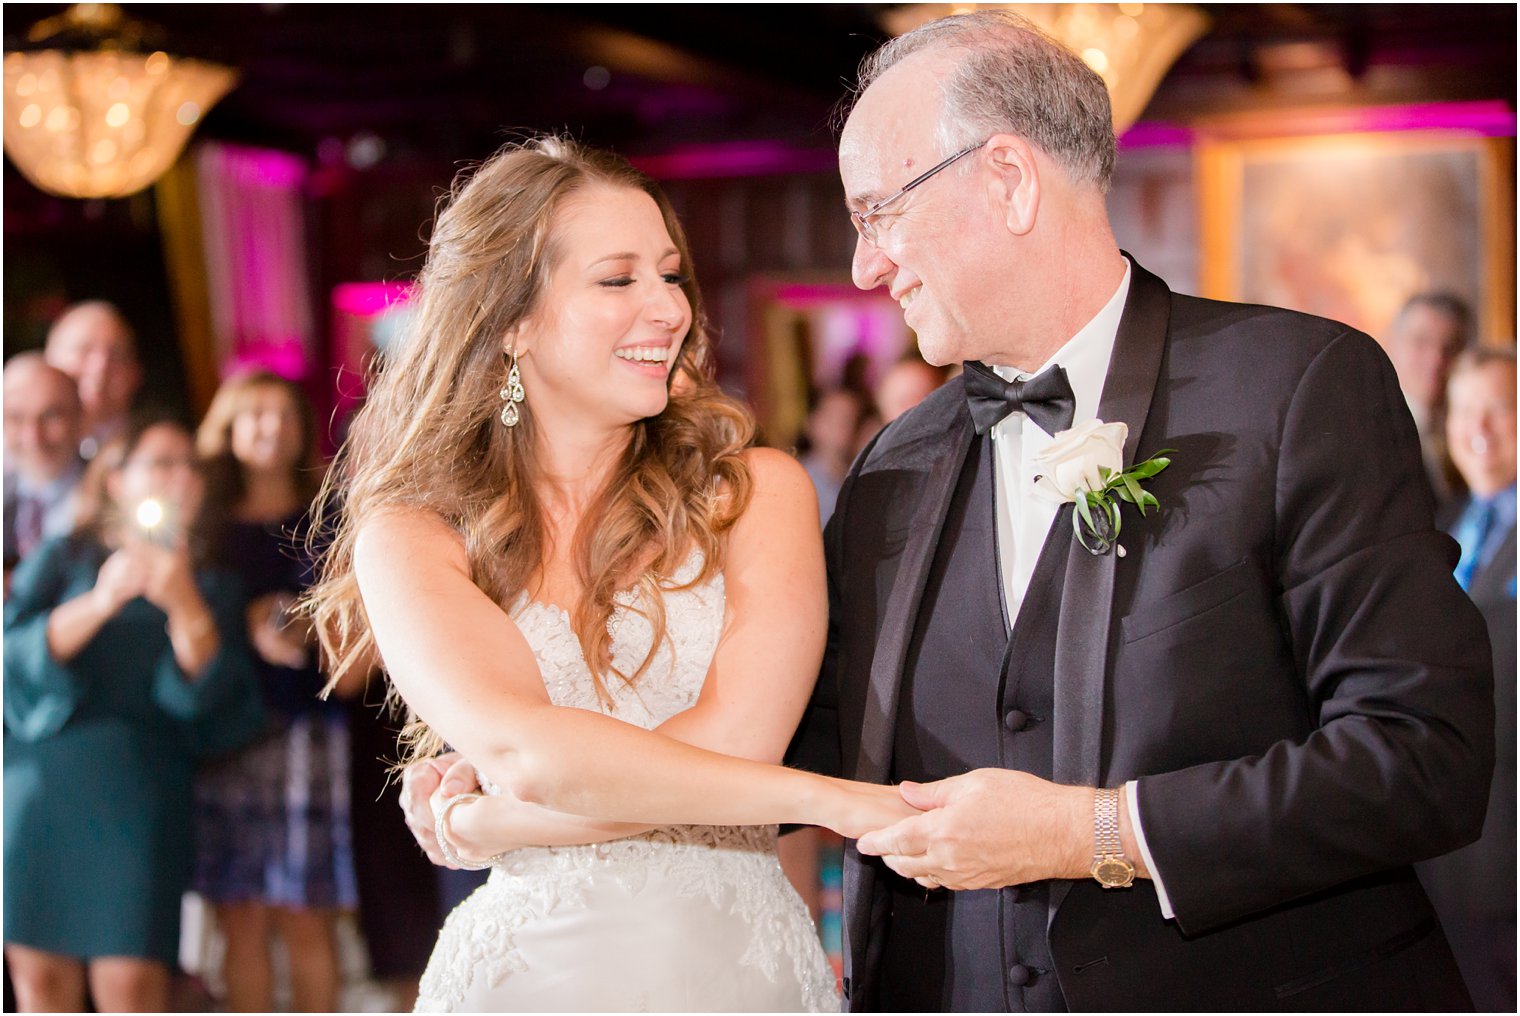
[{"xmin": 984, "ymin": 260, "xmax": 1177, "ymax": 918}]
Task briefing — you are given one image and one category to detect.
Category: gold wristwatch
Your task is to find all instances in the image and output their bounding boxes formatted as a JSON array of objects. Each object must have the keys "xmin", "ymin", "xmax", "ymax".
[{"xmin": 1090, "ymin": 786, "xmax": 1136, "ymax": 888}]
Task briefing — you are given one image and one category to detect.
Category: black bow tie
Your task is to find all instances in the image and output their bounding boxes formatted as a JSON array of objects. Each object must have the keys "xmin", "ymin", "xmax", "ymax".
[{"xmin": 962, "ymin": 360, "xmax": 1076, "ymax": 437}]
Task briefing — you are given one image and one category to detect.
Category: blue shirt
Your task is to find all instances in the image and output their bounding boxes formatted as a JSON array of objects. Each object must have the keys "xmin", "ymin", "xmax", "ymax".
[{"xmin": 1450, "ymin": 485, "xmax": 1516, "ymax": 591}]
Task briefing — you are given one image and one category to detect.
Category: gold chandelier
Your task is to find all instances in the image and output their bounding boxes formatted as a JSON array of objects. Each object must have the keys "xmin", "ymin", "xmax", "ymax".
[
  {"xmin": 883, "ymin": 3, "xmax": 1210, "ymax": 134},
  {"xmin": 3, "ymin": 4, "xmax": 237, "ymax": 199}
]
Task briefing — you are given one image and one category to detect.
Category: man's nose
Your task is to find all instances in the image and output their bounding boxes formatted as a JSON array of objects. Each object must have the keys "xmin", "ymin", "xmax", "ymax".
[{"xmin": 851, "ymin": 234, "xmax": 895, "ymax": 293}]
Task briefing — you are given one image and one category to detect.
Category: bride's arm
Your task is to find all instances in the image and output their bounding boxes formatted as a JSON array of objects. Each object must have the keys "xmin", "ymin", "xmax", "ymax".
[
  {"xmin": 438, "ymin": 448, "xmax": 837, "ymax": 856},
  {"xmin": 358, "ymin": 454, "xmax": 898, "ymax": 844},
  {"xmin": 655, "ymin": 447, "xmax": 828, "ymax": 762}
]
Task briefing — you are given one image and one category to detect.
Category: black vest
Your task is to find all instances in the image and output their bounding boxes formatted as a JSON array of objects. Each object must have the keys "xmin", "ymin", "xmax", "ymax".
[{"xmin": 880, "ymin": 435, "xmax": 1071, "ymax": 1012}]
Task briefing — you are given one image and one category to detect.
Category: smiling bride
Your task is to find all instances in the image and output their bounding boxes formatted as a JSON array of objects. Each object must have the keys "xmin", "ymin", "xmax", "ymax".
[{"xmin": 306, "ymin": 137, "xmax": 914, "ymax": 1011}]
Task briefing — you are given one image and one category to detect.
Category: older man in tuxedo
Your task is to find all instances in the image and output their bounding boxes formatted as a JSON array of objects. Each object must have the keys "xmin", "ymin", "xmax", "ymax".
[{"xmin": 785, "ymin": 11, "xmax": 1494, "ymax": 1011}]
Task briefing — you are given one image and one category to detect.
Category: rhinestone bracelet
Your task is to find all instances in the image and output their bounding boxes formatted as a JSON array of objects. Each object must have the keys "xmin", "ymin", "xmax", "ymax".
[{"xmin": 434, "ymin": 792, "xmax": 508, "ymax": 871}]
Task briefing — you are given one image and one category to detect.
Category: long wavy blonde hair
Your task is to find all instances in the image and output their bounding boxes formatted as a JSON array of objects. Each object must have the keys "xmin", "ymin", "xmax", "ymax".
[{"xmin": 306, "ymin": 137, "xmax": 754, "ymax": 761}]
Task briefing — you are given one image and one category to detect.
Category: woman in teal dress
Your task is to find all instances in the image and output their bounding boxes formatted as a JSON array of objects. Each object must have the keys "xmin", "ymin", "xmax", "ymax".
[{"xmin": 3, "ymin": 416, "xmax": 264, "ymax": 1012}]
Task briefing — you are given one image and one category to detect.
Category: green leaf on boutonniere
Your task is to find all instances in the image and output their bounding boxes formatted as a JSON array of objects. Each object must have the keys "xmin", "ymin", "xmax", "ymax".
[
  {"xmin": 1127, "ymin": 455, "xmax": 1172, "ymax": 480},
  {"xmin": 1074, "ymin": 487, "xmax": 1096, "ymax": 534},
  {"xmin": 1119, "ymin": 472, "xmax": 1145, "ymax": 507},
  {"xmin": 1070, "ymin": 447, "xmax": 1175, "ymax": 556}
]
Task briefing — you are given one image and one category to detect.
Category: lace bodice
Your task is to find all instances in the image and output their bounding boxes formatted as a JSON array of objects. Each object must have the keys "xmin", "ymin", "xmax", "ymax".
[
  {"xmin": 415, "ymin": 550, "xmax": 839, "ymax": 1012},
  {"xmin": 482, "ymin": 549, "xmax": 768, "ymax": 863},
  {"xmin": 510, "ymin": 548, "xmax": 723, "ymax": 727}
]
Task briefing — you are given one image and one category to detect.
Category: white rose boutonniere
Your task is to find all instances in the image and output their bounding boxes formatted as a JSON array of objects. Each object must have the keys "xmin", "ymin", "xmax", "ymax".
[{"xmin": 1031, "ymin": 419, "xmax": 1173, "ymax": 556}]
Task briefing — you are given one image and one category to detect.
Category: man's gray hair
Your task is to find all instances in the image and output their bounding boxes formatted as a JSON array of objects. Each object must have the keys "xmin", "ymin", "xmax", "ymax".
[{"xmin": 853, "ymin": 10, "xmax": 1117, "ymax": 191}]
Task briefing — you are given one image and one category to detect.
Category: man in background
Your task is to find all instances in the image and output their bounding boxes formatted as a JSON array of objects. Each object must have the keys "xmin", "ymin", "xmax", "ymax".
[
  {"xmin": 3, "ymin": 354, "xmax": 85, "ymax": 582},
  {"xmin": 873, "ymin": 356, "xmax": 950, "ymax": 423},
  {"xmin": 44, "ymin": 300, "xmax": 143, "ymax": 460},
  {"xmin": 1382, "ymin": 292, "xmax": 1472, "ymax": 499},
  {"xmin": 1418, "ymin": 347, "xmax": 1517, "ymax": 1012}
]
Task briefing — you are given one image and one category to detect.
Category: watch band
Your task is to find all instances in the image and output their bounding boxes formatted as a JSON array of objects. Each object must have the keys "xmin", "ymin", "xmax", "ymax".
[
  {"xmin": 1091, "ymin": 786, "xmax": 1136, "ymax": 888},
  {"xmin": 1094, "ymin": 786, "xmax": 1122, "ymax": 856}
]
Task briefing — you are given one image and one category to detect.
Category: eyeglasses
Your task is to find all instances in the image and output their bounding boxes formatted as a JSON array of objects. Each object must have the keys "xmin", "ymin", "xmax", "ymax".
[{"xmin": 849, "ymin": 138, "xmax": 987, "ymax": 247}]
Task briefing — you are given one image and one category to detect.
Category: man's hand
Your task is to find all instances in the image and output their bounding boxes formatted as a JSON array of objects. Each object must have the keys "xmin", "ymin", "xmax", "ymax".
[
  {"xmin": 854, "ymin": 769, "xmax": 1096, "ymax": 890},
  {"xmin": 400, "ymin": 751, "xmax": 480, "ymax": 867}
]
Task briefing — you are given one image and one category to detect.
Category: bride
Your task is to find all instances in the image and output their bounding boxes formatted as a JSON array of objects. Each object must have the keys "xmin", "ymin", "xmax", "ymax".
[{"xmin": 307, "ymin": 137, "xmax": 913, "ymax": 1011}]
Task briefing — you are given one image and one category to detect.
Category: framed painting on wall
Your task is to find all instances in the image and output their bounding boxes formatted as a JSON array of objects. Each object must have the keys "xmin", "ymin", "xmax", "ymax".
[{"xmin": 1197, "ymin": 132, "xmax": 1515, "ymax": 344}]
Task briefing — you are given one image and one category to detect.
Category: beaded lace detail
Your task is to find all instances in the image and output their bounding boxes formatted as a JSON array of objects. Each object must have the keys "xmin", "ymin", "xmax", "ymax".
[{"xmin": 414, "ymin": 552, "xmax": 838, "ymax": 1012}]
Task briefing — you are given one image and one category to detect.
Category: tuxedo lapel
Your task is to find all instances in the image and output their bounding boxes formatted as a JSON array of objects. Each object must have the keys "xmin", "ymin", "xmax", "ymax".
[
  {"xmin": 1049, "ymin": 256, "xmax": 1171, "ymax": 917},
  {"xmin": 853, "ymin": 409, "xmax": 975, "ymax": 784}
]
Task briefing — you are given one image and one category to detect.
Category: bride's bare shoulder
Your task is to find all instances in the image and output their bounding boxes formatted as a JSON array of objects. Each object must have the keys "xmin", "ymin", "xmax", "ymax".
[
  {"xmin": 353, "ymin": 504, "xmax": 468, "ymax": 577},
  {"xmin": 729, "ymin": 447, "xmax": 819, "ymax": 543},
  {"xmin": 737, "ymin": 446, "xmax": 813, "ymax": 503}
]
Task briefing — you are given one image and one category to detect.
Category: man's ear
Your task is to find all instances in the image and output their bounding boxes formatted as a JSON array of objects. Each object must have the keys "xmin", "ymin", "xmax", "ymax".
[{"xmin": 986, "ymin": 134, "xmax": 1040, "ymax": 236}]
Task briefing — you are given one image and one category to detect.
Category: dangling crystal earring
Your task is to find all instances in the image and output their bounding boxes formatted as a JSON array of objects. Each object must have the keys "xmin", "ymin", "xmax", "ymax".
[{"xmin": 500, "ymin": 347, "xmax": 525, "ymax": 427}]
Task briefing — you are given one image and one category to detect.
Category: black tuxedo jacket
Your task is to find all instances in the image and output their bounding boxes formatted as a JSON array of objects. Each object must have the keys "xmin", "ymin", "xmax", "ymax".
[{"xmin": 788, "ymin": 257, "xmax": 1494, "ymax": 1011}]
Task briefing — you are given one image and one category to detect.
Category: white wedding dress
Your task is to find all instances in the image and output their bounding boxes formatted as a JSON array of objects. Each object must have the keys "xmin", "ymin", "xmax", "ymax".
[{"xmin": 414, "ymin": 553, "xmax": 840, "ymax": 1012}]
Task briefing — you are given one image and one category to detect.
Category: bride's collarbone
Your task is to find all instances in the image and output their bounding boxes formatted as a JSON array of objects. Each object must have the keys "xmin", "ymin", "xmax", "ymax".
[{"xmin": 523, "ymin": 543, "xmax": 703, "ymax": 615}]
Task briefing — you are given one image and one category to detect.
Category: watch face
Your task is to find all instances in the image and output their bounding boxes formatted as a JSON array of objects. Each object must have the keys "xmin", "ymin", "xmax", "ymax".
[{"xmin": 1093, "ymin": 857, "xmax": 1136, "ymax": 887}]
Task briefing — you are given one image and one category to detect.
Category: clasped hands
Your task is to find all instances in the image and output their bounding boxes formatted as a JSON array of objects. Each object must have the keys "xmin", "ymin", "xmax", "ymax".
[
  {"xmin": 402, "ymin": 757, "xmax": 1096, "ymax": 888},
  {"xmin": 94, "ymin": 536, "xmax": 200, "ymax": 616},
  {"xmin": 401, "ymin": 753, "xmax": 492, "ymax": 868},
  {"xmin": 856, "ymin": 768, "xmax": 1098, "ymax": 890}
]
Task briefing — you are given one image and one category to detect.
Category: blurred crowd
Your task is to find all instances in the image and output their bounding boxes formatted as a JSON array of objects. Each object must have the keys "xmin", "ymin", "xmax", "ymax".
[
  {"xmin": 2, "ymin": 301, "xmax": 483, "ymax": 1013},
  {"xmin": 1, "ymin": 293, "xmax": 1513, "ymax": 1011}
]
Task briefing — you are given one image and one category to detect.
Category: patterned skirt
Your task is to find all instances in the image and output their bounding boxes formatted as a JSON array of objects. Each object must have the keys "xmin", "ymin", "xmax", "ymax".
[{"xmin": 193, "ymin": 711, "xmax": 358, "ymax": 909}]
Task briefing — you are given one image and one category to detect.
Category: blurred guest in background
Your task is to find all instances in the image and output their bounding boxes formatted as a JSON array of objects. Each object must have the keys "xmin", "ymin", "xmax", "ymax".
[
  {"xmin": 3, "ymin": 416, "xmax": 262, "ymax": 1012},
  {"xmin": 1382, "ymin": 292, "xmax": 1472, "ymax": 499},
  {"xmin": 44, "ymin": 300, "xmax": 143, "ymax": 460},
  {"xmin": 3, "ymin": 354, "xmax": 86, "ymax": 582},
  {"xmin": 1418, "ymin": 346, "xmax": 1517, "ymax": 1012},
  {"xmin": 343, "ymin": 687, "xmax": 445, "ymax": 1011},
  {"xmin": 192, "ymin": 371, "xmax": 357, "ymax": 1012},
  {"xmin": 342, "ymin": 670, "xmax": 493, "ymax": 1010},
  {"xmin": 797, "ymin": 386, "xmax": 878, "ymax": 523},
  {"xmin": 874, "ymin": 354, "xmax": 951, "ymax": 423}
]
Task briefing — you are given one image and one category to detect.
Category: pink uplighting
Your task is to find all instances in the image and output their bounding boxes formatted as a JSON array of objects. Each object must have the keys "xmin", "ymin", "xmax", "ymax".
[
  {"xmin": 198, "ymin": 143, "xmax": 316, "ymax": 382},
  {"xmin": 224, "ymin": 339, "xmax": 308, "ymax": 381},
  {"xmin": 631, "ymin": 141, "xmax": 839, "ymax": 179},
  {"xmin": 221, "ymin": 147, "xmax": 308, "ymax": 189},
  {"xmin": 1320, "ymin": 100, "xmax": 1516, "ymax": 136},
  {"xmin": 771, "ymin": 283, "xmax": 865, "ymax": 308},
  {"xmin": 1119, "ymin": 122, "xmax": 1195, "ymax": 149},
  {"xmin": 1123, "ymin": 102, "xmax": 1514, "ymax": 149},
  {"xmin": 331, "ymin": 281, "xmax": 412, "ymax": 317}
]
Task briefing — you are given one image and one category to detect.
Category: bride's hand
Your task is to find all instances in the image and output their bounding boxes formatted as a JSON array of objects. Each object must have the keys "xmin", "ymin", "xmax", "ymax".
[
  {"xmin": 400, "ymin": 751, "xmax": 474, "ymax": 866},
  {"xmin": 824, "ymin": 778, "xmax": 923, "ymax": 840}
]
